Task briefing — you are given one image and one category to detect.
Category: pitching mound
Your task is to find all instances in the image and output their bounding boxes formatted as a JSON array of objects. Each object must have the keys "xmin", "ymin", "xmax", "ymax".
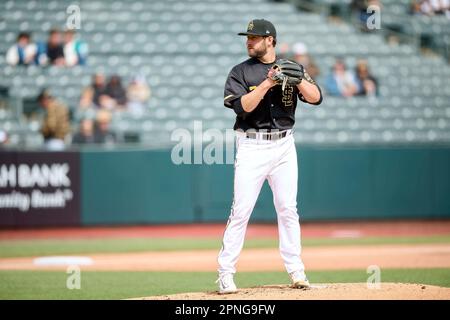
[{"xmin": 134, "ymin": 283, "xmax": 450, "ymax": 300}]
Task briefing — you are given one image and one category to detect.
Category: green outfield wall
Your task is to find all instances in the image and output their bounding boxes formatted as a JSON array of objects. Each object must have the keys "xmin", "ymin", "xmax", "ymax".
[{"xmin": 80, "ymin": 145, "xmax": 450, "ymax": 225}]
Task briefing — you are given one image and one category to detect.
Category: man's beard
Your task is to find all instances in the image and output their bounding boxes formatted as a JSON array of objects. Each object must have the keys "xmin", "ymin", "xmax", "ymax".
[{"xmin": 248, "ymin": 44, "xmax": 267, "ymax": 58}]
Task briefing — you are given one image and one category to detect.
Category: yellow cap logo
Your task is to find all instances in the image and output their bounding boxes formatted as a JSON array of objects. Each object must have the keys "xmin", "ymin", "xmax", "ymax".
[{"xmin": 248, "ymin": 21, "xmax": 254, "ymax": 31}]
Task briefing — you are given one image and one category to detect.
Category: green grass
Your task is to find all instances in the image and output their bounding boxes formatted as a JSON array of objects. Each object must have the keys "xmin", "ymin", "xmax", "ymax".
[
  {"xmin": 1, "ymin": 268, "xmax": 449, "ymax": 299},
  {"xmin": 1, "ymin": 235, "xmax": 450, "ymax": 258}
]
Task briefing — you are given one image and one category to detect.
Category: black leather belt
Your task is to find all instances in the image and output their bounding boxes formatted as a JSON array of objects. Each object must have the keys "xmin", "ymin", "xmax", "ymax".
[{"xmin": 245, "ymin": 130, "xmax": 289, "ymax": 141}]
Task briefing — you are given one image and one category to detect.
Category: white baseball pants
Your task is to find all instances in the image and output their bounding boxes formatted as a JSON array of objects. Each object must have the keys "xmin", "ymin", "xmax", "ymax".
[{"xmin": 217, "ymin": 131, "xmax": 305, "ymax": 275}]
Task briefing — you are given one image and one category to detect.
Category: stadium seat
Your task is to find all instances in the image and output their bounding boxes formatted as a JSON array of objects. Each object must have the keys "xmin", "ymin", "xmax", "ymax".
[{"xmin": 0, "ymin": 0, "xmax": 449, "ymax": 147}]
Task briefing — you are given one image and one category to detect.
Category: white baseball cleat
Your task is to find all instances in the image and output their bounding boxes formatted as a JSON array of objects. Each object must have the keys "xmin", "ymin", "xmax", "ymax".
[
  {"xmin": 216, "ymin": 273, "xmax": 238, "ymax": 294},
  {"xmin": 289, "ymin": 270, "xmax": 311, "ymax": 289}
]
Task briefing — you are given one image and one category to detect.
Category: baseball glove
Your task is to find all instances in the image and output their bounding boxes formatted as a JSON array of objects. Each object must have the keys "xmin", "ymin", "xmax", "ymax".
[{"xmin": 270, "ymin": 59, "xmax": 304, "ymax": 91}]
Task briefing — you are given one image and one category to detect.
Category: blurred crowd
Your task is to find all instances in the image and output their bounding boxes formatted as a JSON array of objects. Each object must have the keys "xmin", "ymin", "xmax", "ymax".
[
  {"xmin": 3, "ymin": 28, "xmax": 153, "ymax": 150},
  {"xmin": 32, "ymin": 72, "xmax": 151, "ymax": 150},
  {"xmin": 279, "ymin": 42, "xmax": 378, "ymax": 98},
  {"xmin": 79, "ymin": 73, "xmax": 151, "ymax": 115},
  {"xmin": 3, "ymin": 38, "xmax": 376, "ymax": 150},
  {"xmin": 6, "ymin": 29, "xmax": 88, "ymax": 67},
  {"xmin": 325, "ymin": 58, "xmax": 378, "ymax": 98},
  {"xmin": 349, "ymin": 0, "xmax": 450, "ymax": 22},
  {"xmin": 3, "ymin": 31, "xmax": 378, "ymax": 150},
  {"xmin": 278, "ymin": 41, "xmax": 320, "ymax": 79},
  {"xmin": 410, "ymin": 0, "xmax": 450, "ymax": 17}
]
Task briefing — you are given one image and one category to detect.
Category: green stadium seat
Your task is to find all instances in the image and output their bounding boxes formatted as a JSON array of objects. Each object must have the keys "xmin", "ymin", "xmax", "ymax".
[{"xmin": 1, "ymin": 0, "xmax": 449, "ymax": 147}]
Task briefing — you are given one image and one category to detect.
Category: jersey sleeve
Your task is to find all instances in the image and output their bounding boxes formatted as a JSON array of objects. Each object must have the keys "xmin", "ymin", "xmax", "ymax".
[
  {"xmin": 224, "ymin": 66, "xmax": 248, "ymax": 116},
  {"xmin": 298, "ymin": 71, "xmax": 323, "ymax": 105}
]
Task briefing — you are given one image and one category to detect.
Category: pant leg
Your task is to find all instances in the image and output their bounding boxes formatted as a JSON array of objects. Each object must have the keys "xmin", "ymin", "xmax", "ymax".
[
  {"xmin": 267, "ymin": 136, "xmax": 305, "ymax": 274},
  {"xmin": 217, "ymin": 137, "xmax": 269, "ymax": 274}
]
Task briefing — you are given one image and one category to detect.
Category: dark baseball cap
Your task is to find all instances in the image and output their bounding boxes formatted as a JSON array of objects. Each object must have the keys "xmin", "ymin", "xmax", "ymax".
[{"xmin": 238, "ymin": 19, "xmax": 276, "ymax": 38}]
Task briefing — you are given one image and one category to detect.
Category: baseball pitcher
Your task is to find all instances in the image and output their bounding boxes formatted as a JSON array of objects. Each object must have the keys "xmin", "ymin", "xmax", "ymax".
[{"xmin": 217, "ymin": 19, "xmax": 323, "ymax": 294}]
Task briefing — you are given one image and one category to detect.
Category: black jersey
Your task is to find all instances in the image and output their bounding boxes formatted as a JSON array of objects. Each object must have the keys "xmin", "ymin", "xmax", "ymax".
[{"xmin": 224, "ymin": 57, "xmax": 322, "ymax": 131}]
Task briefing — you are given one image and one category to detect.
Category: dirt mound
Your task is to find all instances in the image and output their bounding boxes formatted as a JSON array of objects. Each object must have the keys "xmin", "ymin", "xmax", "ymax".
[{"xmin": 135, "ymin": 283, "xmax": 450, "ymax": 300}]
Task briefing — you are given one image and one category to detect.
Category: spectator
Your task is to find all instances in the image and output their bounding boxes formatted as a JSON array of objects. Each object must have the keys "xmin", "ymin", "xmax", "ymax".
[
  {"xmin": 63, "ymin": 29, "xmax": 88, "ymax": 67},
  {"xmin": 354, "ymin": 59, "xmax": 378, "ymax": 96},
  {"xmin": 37, "ymin": 89, "xmax": 71, "ymax": 150},
  {"xmin": 0, "ymin": 85, "xmax": 8, "ymax": 98},
  {"xmin": 411, "ymin": 0, "xmax": 450, "ymax": 16},
  {"xmin": 411, "ymin": 0, "xmax": 425, "ymax": 14},
  {"xmin": 37, "ymin": 29, "xmax": 65, "ymax": 66},
  {"xmin": 126, "ymin": 75, "xmax": 151, "ymax": 116},
  {"xmin": 325, "ymin": 59, "xmax": 359, "ymax": 97},
  {"xmin": 94, "ymin": 109, "xmax": 116, "ymax": 145},
  {"xmin": 72, "ymin": 118, "xmax": 95, "ymax": 144},
  {"xmin": 276, "ymin": 42, "xmax": 291, "ymax": 59},
  {"xmin": 79, "ymin": 73, "xmax": 108, "ymax": 109},
  {"xmin": 290, "ymin": 42, "xmax": 320, "ymax": 79},
  {"xmin": 0, "ymin": 130, "xmax": 8, "ymax": 148},
  {"xmin": 6, "ymin": 32, "xmax": 37, "ymax": 66},
  {"xmin": 105, "ymin": 75, "xmax": 127, "ymax": 109}
]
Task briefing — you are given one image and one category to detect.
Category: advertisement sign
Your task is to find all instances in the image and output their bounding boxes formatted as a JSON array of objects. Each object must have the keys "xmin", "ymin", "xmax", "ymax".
[{"xmin": 0, "ymin": 151, "xmax": 80, "ymax": 227}]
